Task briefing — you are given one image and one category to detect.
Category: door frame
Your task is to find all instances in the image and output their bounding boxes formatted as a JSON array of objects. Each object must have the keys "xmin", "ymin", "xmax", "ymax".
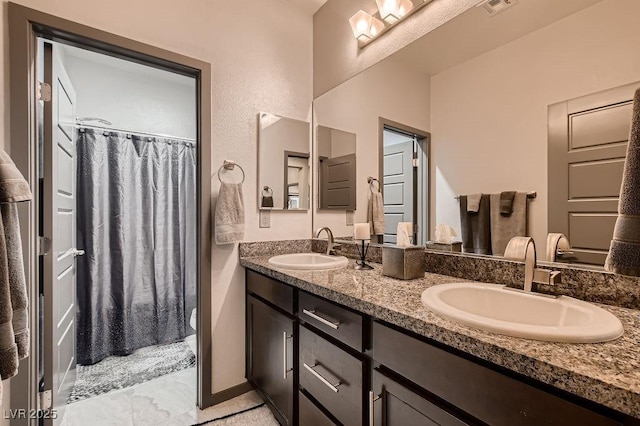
[
  {"xmin": 378, "ymin": 117, "xmax": 431, "ymax": 244},
  {"xmin": 8, "ymin": 2, "xmax": 214, "ymax": 417}
]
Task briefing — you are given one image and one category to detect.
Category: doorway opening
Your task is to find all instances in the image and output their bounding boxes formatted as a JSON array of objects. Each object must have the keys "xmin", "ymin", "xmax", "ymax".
[
  {"xmin": 9, "ymin": 3, "xmax": 213, "ymax": 423},
  {"xmin": 37, "ymin": 39, "xmax": 199, "ymax": 422},
  {"xmin": 379, "ymin": 119, "xmax": 430, "ymax": 245}
]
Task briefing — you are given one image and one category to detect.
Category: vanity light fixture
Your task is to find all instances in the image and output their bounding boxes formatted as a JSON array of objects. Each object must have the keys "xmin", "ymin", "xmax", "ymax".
[
  {"xmin": 348, "ymin": 10, "xmax": 384, "ymax": 43},
  {"xmin": 375, "ymin": 0, "xmax": 414, "ymax": 23},
  {"xmin": 349, "ymin": 0, "xmax": 432, "ymax": 48}
]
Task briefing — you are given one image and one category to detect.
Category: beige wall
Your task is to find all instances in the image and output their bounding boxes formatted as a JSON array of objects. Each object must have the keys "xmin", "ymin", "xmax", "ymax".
[
  {"xmin": 0, "ymin": 0, "xmax": 313, "ymax": 405},
  {"xmin": 430, "ymin": 0, "xmax": 640, "ymax": 252},
  {"xmin": 314, "ymin": 56, "xmax": 430, "ymax": 237},
  {"xmin": 313, "ymin": 0, "xmax": 477, "ymax": 97}
]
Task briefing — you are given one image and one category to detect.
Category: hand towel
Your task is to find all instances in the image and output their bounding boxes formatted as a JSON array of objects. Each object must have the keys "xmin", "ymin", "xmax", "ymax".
[
  {"xmin": 459, "ymin": 195, "xmax": 491, "ymax": 255},
  {"xmin": 605, "ymin": 87, "xmax": 640, "ymax": 276},
  {"xmin": 490, "ymin": 192, "xmax": 526, "ymax": 256},
  {"xmin": 0, "ymin": 150, "xmax": 31, "ymax": 203},
  {"xmin": 0, "ymin": 149, "xmax": 32, "ymax": 399},
  {"xmin": 499, "ymin": 191, "xmax": 517, "ymax": 216},
  {"xmin": 466, "ymin": 193, "xmax": 482, "ymax": 213},
  {"xmin": 214, "ymin": 182, "xmax": 245, "ymax": 245},
  {"xmin": 367, "ymin": 191, "xmax": 385, "ymax": 235}
]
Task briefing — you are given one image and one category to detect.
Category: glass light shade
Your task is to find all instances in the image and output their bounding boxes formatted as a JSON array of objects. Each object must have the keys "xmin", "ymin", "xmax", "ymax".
[
  {"xmin": 349, "ymin": 10, "xmax": 385, "ymax": 42},
  {"xmin": 375, "ymin": 0, "xmax": 414, "ymax": 23},
  {"xmin": 349, "ymin": 10, "xmax": 374, "ymax": 41}
]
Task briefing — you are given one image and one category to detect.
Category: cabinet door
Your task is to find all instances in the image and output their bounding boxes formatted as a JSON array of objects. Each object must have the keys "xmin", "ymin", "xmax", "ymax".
[
  {"xmin": 247, "ymin": 295, "xmax": 295, "ymax": 425},
  {"xmin": 372, "ymin": 369, "xmax": 470, "ymax": 426}
]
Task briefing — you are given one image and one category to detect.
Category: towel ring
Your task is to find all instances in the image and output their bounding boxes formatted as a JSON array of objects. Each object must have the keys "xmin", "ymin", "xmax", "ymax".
[
  {"xmin": 218, "ymin": 160, "xmax": 245, "ymax": 184},
  {"xmin": 367, "ymin": 176, "xmax": 381, "ymax": 193},
  {"xmin": 263, "ymin": 186, "xmax": 273, "ymax": 196}
]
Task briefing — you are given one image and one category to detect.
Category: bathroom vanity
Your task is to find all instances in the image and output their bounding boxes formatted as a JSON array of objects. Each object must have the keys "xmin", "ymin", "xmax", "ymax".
[{"xmin": 241, "ymin": 252, "xmax": 640, "ymax": 426}]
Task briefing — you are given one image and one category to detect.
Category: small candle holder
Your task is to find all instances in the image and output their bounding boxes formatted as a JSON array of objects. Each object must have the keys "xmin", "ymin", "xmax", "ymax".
[{"xmin": 354, "ymin": 239, "xmax": 374, "ymax": 270}]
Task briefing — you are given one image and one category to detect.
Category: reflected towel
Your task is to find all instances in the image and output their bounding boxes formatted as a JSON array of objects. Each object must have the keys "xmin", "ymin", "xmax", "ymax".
[
  {"xmin": 367, "ymin": 192, "xmax": 385, "ymax": 235},
  {"xmin": 605, "ymin": 87, "xmax": 640, "ymax": 276},
  {"xmin": 215, "ymin": 182, "xmax": 245, "ymax": 245},
  {"xmin": 499, "ymin": 191, "xmax": 517, "ymax": 216},
  {"xmin": 490, "ymin": 192, "xmax": 526, "ymax": 256},
  {"xmin": 459, "ymin": 195, "xmax": 491, "ymax": 255},
  {"xmin": 467, "ymin": 193, "xmax": 482, "ymax": 213}
]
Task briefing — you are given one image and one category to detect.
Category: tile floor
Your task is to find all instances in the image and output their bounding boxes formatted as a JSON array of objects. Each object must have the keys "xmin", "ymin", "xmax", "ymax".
[{"xmin": 60, "ymin": 368, "xmax": 279, "ymax": 426}]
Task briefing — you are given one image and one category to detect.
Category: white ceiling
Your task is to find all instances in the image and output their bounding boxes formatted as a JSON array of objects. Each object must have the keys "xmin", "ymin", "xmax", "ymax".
[{"xmin": 393, "ymin": 0, "xmax": 603, "ymax": 76}]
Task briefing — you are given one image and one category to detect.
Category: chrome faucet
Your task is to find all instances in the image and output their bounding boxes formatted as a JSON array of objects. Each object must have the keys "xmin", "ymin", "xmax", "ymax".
[
  {"xmin": 521, "ymin": 237, "xmax": 562, "ymax": 293},
  {"xmin": 314, "ymin": 227, "xmax": 340, "ymax": 255}
]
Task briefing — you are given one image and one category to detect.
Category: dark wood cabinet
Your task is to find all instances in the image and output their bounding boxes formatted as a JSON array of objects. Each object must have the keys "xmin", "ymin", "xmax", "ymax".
[
  {"xmin": 246, "ymin": 294, "xmax": 295, "ymax": 425},
  {"xmin": 299, "ymin": 325, "xmax": 364, "ymax": 426},
  {"xmin": 246, "ymin": 270, "xmax": 639, "ymax": 426},
  {"xmin": 371, "ymin": 369, "xmax": 470, "ymax": 426}
]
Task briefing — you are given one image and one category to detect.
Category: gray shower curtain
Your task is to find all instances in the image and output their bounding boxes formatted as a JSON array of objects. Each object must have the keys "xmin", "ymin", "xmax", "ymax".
[{"xmin": 76, "ymin": 129, "xmax": 197, "ymax": 365}]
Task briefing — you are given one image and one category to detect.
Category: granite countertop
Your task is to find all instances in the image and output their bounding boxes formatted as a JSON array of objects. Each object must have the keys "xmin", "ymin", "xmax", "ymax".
[{"xmin": 240, "ymin": 256, "xmax": 640, "ymax": 418}]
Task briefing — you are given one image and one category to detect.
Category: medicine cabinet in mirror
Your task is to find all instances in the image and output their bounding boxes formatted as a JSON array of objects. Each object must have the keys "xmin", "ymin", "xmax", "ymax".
[
  {"xmin": 258, "ymin": 112, "xmax": 311, "ymax": 210},
  {"xmin": 311, "ymin": 0, "xmax": 640, "ymax": 267}
]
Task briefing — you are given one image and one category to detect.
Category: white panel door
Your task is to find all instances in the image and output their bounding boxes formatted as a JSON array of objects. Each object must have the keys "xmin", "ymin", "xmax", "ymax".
[
  {"xmin": 383, "ymin": 141, "xmax": 414, "ymax": 244},
  {"xmin": 42, "ymin": 42, "xmax": 79, "ymax": 425}
]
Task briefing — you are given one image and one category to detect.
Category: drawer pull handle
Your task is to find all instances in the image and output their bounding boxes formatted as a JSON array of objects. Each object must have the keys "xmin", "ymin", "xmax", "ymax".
[
  {"xmin": 303, "ymin": 362, "xmax": 341, "ymax": 393},
  {"xmin": 369, "ymin": 391, "xmax": 381, "ymax": 426},
  {"xmin": 283, "ymin": 332, "xmax": 293, "ymax": 379},
  {"xmin": 302, "ymin": 309, "xmax": 341, "ymax": 329}
]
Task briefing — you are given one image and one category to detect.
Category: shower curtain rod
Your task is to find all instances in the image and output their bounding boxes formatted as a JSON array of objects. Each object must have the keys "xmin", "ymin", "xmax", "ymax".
[{"xmin": 67, "ymin": 122, "xmax": 196, "ymax": 143}]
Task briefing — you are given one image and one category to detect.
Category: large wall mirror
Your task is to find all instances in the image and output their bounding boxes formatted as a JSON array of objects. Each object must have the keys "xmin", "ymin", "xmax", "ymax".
[
  {"xmin": 312, "ymin": 0, "xmax": 640, "ymax": 267},
  {"xmin": 259, "ymin": 112, "xmax": 311, "ymax": 210}
]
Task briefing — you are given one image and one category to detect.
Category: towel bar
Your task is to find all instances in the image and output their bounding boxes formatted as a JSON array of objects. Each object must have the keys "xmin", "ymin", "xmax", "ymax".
[{"xmin": 455, "ymin": 191, "xmax": 536, "ymax": 200}]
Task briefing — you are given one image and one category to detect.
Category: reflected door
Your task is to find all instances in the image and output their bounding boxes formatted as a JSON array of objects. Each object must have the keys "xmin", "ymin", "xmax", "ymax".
[
  {"xmin": 549, "ymin": 82, "xmax": 639, "ymax": 265},
  {"xmin": 42, "ymin": 41, "xmax": 79, "ymax": 425},
  {"xmin": 383, "ymin": 140, "xmax": 415, "ymax": 244}
]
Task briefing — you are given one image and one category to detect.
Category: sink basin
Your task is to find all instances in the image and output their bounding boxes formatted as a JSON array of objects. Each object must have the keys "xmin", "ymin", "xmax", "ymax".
[
  {"xmin": 268, "ymin": 253, "xmax": 349, "ymax": 270},
  {"xmin": 421, "ymin": 283, "xmax": 623, "ymax": 343}
]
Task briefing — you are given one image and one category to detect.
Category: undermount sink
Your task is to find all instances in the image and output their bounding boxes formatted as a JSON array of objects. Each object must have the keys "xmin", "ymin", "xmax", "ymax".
[
  {"xmin": 421, "ymin": 283, "xmax": 623, "ymax": 343},
  {"xmin": 268, "ymin": 253, "xmax": 348, "ymax": 270}
]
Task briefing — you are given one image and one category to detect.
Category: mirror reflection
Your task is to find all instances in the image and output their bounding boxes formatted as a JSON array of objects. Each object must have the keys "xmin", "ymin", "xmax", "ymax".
[
  {"xmin": 258, "ymin": 112, "xmax": 310, "ymax": 210},
  {"xmin": 312, "ymin": 0, "xmax": 640, "ymax": 267},
  {"xmin": 317, "ymin": 125, "xmax": 357, "ymax": 210}
]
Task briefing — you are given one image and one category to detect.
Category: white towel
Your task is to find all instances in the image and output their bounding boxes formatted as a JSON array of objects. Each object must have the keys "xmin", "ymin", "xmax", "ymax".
[
  {"xmin": 367, "ymin": 192, "xmax": 385, "ymax": 235},
  {"xmin": 215, "ymin": 182, "xmax": 245, "ymax": 245}
]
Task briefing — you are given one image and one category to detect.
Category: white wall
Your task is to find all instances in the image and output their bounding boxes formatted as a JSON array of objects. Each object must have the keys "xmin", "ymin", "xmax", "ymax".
[
  {"xmin": 314, "ymin": 56, "xmax": 430, "ymax": 237},
  {"xmin": 63, "ymin": 50, "xmax": 197, "ymax": 140},
  {"xmin": 313, "ymin": 0, "xmax": 477, "ymax": 97},
  {"xmin": 430, "ymin": 0, "xmax": 640, "ymax": 252},
  {"xmin": 0, "ymin": 0, "xmax": 313, "ymax": 406}
]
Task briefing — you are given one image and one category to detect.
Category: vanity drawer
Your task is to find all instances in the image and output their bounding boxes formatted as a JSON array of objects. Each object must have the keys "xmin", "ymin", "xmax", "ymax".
[
  {"xmin": 300, "ymin": 325, "xmax": 363, "ymax": 426},
  {"xmin": 372, "ymin": 321, "xmax": 620, "ymax": 426},
  {"xmin": 246, "ymin": 270, "xmax": 294, "ymax": 314},
  {"xmin": 298, "ymin": 291, "xmax": 363, "ymax": 351},
  {"xmin": 299, "ymin": 391, "xmax": 337, "ymax": 426}
]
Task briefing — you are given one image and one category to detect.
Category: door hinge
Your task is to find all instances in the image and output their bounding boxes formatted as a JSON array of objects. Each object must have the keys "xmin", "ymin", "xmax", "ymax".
[
  {"xmin": 37, "ymin": 82, "xmax": 52, "ymax": 102},
  {"xmin": 38, "ymin": 236, "xmax": 52, "ymax": 256},
  {"xmin": 412, "ymin": 158, "xmax": 419, "ymax": 167},
  {"xmin": 38, "ymin": 390, "xmax": 52, "ymax": 410}
]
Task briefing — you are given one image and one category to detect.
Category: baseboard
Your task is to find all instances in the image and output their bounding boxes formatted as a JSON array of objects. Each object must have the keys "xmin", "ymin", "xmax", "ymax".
[{"xmin": 207, "ymin": 381, "xmax": 254, "ymax": 406}]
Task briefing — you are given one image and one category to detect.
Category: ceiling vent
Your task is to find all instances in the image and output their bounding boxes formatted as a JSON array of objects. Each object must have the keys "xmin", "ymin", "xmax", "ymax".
[{"xmin": 477, "ymin": 0, "xmax": 518, "ymax": 16}]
